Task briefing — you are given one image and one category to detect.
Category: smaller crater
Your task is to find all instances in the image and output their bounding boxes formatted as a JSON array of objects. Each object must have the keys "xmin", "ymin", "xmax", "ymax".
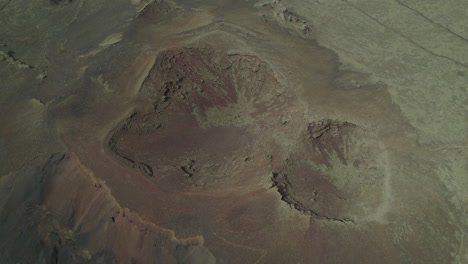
[{"xmin": 274, "ymin": 119, "xmax": 388, "ymax": 221}]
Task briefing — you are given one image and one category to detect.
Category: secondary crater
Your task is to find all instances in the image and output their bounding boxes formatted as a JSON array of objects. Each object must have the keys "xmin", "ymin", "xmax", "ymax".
[{"xmin": 272, "ymin": 119, "xmax": 388, "ymax": 221}]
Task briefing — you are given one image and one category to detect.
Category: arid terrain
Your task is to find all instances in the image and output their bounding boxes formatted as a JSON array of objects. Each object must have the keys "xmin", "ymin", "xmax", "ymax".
[{"xmin": 0, "ymin": 0, "xmax": 467, "ymax": 263}]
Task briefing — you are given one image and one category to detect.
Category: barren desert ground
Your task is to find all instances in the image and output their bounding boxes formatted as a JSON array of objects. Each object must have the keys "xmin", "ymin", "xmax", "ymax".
[{"xmin": 0, "ymin": 0, "xmax": 467, "ymax": 263}]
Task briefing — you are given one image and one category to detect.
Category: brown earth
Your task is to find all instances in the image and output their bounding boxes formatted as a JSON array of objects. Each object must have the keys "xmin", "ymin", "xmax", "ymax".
[{"xmin": 0, "ymin": 0, "xmax": 466, "ymax": 263}]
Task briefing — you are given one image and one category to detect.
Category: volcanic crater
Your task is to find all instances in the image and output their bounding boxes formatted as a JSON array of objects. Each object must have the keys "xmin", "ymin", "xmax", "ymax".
[
  {"xmin": 273, "ymin": 119, "xmax": 388, "ymax": 221},
  {"xmin": 107, "ymin": 45, "xmax": 295, "ymax": 190},
  {"xmin": 107, "ymin": 44, "xmax": 387, "ymax": 221}
]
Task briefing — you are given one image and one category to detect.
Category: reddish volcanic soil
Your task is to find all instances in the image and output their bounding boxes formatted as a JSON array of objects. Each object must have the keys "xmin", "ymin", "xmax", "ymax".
[{"xmin": 107, "ymin": 45, "xmax": 294, "ymax": 191}]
